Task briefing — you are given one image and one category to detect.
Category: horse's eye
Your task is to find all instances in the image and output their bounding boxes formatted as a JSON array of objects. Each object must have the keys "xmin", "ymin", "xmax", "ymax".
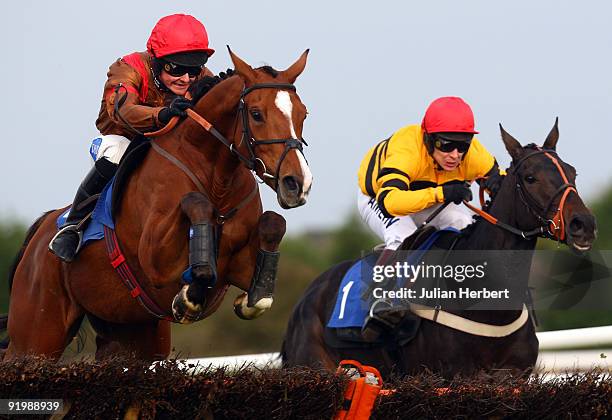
[
  {"xmin": 524, "ymin": 175, "xmax": 536, "ymax": 184},
  {"xmin": 250, "ymin": 109, "xmax": 264, "ymax": 122}
]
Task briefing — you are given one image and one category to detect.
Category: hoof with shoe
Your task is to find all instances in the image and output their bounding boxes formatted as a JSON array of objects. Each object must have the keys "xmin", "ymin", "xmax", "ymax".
[
  {"xmin": 172, "ymin": 285, "xmax": 206, "ymax": 324},
  {"xmin": 233, "ymin": 292, "xmax": 272, "ymax": 320}
]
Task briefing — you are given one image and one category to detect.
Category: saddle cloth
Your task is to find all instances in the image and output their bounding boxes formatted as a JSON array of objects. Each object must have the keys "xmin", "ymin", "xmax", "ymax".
[
  {"xmin": 56, "ymin": 178, "xmax": 116, "ymax": 246},
  {"xmin": 326, "ymin": 227, "xmax": 459, "ymax": 329},
  {"xmin": 54, "ymin": 137, "xmax": 151, "ymax": 247}
]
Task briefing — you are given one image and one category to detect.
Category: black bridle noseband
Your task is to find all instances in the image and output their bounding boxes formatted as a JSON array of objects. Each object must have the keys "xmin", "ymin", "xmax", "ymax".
[
  {"xmin": 235, "ymin": 83, "xmax": 308, "ymax": 190},
  {"xmin": 467, "ymin": 145, "xmax": 577, "ymax": 241},
  {"xmin": 507, "ymin": 146, "xmax": 577, "ymax": 241}
]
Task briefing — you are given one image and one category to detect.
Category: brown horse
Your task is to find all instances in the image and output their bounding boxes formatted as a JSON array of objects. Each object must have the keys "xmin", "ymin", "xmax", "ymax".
[
  {"xmin": 1, "ymin": 48, "xmax": 312, "ymax": 361},
  {"xmin": 281, "ymin": 121, "xmax": 597, "ymax": 378}
]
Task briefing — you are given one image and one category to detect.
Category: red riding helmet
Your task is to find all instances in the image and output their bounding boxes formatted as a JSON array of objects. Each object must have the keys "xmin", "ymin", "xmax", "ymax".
[
  {"xmin": 421, "ymin": 96, "xmax": 479, "ymax": 134},
  {"xmin": 147, "ymin": 14, "xmax": 215, "ymax": 66}
]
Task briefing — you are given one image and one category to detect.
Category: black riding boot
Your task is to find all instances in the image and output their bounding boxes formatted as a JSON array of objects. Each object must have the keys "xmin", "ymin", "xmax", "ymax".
[
  {"xmin": 361, "ymin": 248, "xmax": 408, "ymax": 342},
  {"xmin": 49, "ymin": 158, "xmax": 118, "ymax": 262}
]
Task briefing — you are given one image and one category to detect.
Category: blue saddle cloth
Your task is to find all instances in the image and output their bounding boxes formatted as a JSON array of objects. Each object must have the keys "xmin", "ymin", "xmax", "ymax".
[
  {"xmin": 327, "ymin": 228, "xmax": 459, "ymax": 329},
  {"xmin": 56, "ymin": 177, "xmax": 116, "ymax": 246}
]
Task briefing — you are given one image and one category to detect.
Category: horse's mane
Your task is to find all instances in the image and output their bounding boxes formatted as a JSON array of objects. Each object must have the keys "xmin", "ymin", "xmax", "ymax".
[
  {"xmin": 258, "ymin": 65, "xmax": 279, "ymax": 77},
  {"xmin": 188, "ymin": 65, "xmax": 281, "ymax": 103},
  {"xmin": 188, "ymin": 69, "xmax": 236, "ymax": 102}
]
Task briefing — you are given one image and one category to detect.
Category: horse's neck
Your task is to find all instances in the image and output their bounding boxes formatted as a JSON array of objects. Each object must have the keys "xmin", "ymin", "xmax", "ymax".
[
  {"xmin": 173, "ymin": 77, "xmax": 247, "ymax": 203},
  {"xmin": 451, "ymin": 178, "xmax": 538, "ymax": 322},
  {"xmin": 459, "ymin": 179, "xmax": 537, "ymax": 252}
]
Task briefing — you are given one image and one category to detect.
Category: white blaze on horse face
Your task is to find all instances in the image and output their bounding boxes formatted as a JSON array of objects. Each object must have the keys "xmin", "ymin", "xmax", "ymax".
[{"xmin": 274, "ymin": 91, "xmax": 313, "ymax": 196}]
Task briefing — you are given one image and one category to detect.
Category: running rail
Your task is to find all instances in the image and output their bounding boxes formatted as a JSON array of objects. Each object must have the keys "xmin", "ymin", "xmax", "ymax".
[{"xmin": 174, "ymin": 326, "xmax": 612, "ymax": 372}]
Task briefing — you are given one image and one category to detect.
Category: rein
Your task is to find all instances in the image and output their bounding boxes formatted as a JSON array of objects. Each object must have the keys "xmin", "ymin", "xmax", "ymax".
[
  {"xmin": 237, "ymin": 83, "xmax": 307, "ymax": 190},
  {"xmin": 464, "ymin": 147, "xmax": 576, "ymax": 241},
  {"xmin": 180, "ymin": 82, "xmax": 307, "ymax": 191},
  {"xmin": 115, "ymin": 81, "xmax": 308, "ymax": 191}
]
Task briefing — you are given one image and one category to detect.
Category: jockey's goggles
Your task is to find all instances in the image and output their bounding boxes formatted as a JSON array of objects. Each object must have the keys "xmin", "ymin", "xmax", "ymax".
[
  {"xmin": 162, "ymin": 60, "xmax": 205, "ymax": 78},
  {"xmin": 434, "ymin": 137, "xmax": 472, "ymax": 154}
]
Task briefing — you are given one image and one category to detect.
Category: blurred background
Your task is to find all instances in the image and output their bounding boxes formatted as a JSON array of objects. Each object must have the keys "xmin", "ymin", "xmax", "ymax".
[{"xmin": 1, "ymin": 0, "xmax": 611, "ymax": 358}]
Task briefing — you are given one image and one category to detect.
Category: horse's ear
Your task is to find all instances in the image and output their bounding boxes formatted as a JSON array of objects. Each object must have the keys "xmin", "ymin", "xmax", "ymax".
[
  {"xmin": 281, "ymin": 49, "xmax": 309, "ymax": 83},
  {"xmin": 227, "ymin": 46, "xmax": 256, "ymax": 85},
  {"xmin": 543, "ymin": 117, "xmax": 559, "ymax": 150},
  {"xmin": 499, "ymin": 123, "xmax": 523, "ymax": 160}
]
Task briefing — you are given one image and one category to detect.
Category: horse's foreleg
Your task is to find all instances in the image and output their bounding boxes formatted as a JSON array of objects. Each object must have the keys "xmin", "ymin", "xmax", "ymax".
[
  {"xmin": 172, "ymin": 192, "xmax": 217, "ymax": 324},
  {"xmin": 90, "ymin": 315, "xmax": 171, "ymax": 360},
  {"xmin": 234, "ymin": 211, "xmax": 286, "ymax": 320}
]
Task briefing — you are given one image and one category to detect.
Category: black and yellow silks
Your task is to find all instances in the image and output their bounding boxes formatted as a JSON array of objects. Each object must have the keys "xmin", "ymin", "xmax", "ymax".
[{"xmin": 358, "ymin": 124, "xmax": 498, "ymax": 217}]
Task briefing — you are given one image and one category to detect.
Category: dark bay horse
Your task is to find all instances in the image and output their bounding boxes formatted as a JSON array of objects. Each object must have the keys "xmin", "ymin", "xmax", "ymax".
[
  {"xmin": 1, "ymin": 48, "xmax": 312, "ymax": 361},
  {"xmin": 282, "ymin": 121, "xmax": 597, "ymax": 378}
]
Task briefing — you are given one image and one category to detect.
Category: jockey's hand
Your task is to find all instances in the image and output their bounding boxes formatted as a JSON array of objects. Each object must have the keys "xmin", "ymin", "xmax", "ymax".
[
  {"xmin": 483, "ymin": 171, "xmax": 505, "ymax": 197},
  {"xmin": 158, "ymin": 97, "xmax": 193, "ymax": 125},
  {"xmin": 443, "ymin": 182, "xmax": 473, "ymax": 204}
]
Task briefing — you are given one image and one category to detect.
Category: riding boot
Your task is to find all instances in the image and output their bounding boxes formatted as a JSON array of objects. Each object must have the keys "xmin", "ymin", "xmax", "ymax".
[
  {"xmin": 49, "ymin": 158, "xmax": 118, "ymax": 262},
  {"xmin": 361, "ymin": 247, "xmax": 407, "ymax": 342}
]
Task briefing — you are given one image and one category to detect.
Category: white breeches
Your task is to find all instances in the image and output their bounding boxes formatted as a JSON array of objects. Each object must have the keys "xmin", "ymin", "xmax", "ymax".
[
  {"xmin": 89, "ymin": 135, "xmax": 130, "ymax": 164},
  {"xmin": 357, "ymin": 189, "xmax": 473, "ymax": 250}
]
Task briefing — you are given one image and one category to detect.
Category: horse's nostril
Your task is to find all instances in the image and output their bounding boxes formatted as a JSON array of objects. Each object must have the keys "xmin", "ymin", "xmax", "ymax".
[
  {"xmin": 570, "ymin": 217, "xmax": 585, "ymax": 234},
  {"xmin": 283, "ymin": 176, "xmax": 300, "ymax": 194}
]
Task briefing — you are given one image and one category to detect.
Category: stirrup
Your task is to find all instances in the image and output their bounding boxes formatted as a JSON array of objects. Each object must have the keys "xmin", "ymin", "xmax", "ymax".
[
  {"xmin": 365, "ymin": 299, "xmax": 397, "ymax": 330},
  {"xmin": 361, "ymin": 300, "xmax": 392, "ymax": 342},
  {"xmin": 48, "ymin": 224, "xmax": 84, "ymax": 256},
  {"xmin": 362, "ymin": 298, "xmax": 410, "ymax": 342}
]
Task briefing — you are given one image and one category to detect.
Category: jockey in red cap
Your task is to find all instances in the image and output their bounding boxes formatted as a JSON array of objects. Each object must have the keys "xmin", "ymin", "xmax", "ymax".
[{"xmin": 50, "ymin": 14, "xmax": 215, "ymax": 262}]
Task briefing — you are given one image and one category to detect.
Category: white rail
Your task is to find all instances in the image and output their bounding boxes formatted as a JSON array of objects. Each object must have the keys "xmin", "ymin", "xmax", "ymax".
[
  {"xmin": 536, "ymin": 349, "xmax": 612, "ymax": 373},
  {"xmin": 179, "ymin": 326, "xmax": 612, "ymax": 372},
  {"xmin": 537, "ymin": 325, "xmax": 612, "ymax": 350}
]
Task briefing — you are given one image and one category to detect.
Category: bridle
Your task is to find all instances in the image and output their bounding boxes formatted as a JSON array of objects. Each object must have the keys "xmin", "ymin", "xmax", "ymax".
[
  {"xmin": 466, "ymin": 145, "xmax": 577, "ymax": 241},
  {"xmin": 115, "ymin": 81, "xmax": 308, "ymax": 192},
  {"xmin": 184, "ymin": 83, "xmax": 307, "ymax": 191},
  {"xmin": 237, "ymin": 83, "xmax": 307, "ymax": 188}
]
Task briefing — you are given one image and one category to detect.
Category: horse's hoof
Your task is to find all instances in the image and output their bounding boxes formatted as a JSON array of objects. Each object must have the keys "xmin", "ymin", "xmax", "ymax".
[
  {"xmin": 172, "ymin": 286, "xmax": 206, "ymax": 324},
  {"xmin": 233, "ymin": 292, "xmax": 272, "ymax": 320}
]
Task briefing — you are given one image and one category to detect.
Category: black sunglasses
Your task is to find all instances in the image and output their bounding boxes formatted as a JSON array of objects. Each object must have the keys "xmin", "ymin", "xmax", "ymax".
[
  {"xmin": 162, "ymin": 60, "xmax": 205, "ymax": 78},
  {"xmin": 434, "ymin": 138, "xmax": 471, "ymax": 153}
]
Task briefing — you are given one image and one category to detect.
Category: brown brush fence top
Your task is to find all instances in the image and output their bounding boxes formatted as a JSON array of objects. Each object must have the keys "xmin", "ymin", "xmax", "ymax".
[{"xmin": 0, "ymin": 357, "xmax": 611, "ymax": 419}]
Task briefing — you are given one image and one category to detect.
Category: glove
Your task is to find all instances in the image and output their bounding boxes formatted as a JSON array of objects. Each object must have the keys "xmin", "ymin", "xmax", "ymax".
[
  {"xmin": 483, "ymin": 171, "xmax": 505, "ymax": 197},
  {"xmin": 158, "ymin": 97, "xmax": 193, "ymax": 125},
  {"xmin": 188, "ymin": 69, "xmax": 235, "ymax": 101},
  {"xmin": 442, "ymin": 183, "xmax": 473, "ymax": 204}
]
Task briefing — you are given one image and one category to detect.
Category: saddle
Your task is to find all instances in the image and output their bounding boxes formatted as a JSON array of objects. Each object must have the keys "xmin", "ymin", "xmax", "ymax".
[
  {"xmin": 324, "ymin": 227, "xmax": 462, "ymax": 350},
  {"xmin": 55, "ymin": 136, "xmax": 152, "ymax": 246}
]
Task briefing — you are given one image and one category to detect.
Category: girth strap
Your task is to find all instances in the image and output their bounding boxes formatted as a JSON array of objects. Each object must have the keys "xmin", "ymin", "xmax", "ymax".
[
  {"xmin": 103, "ymin": 225, "xmax": 174, "ymax": 321},
  {"xmin": 409, "ymin": 303, "xmax": 529, "ymax": 337}
]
